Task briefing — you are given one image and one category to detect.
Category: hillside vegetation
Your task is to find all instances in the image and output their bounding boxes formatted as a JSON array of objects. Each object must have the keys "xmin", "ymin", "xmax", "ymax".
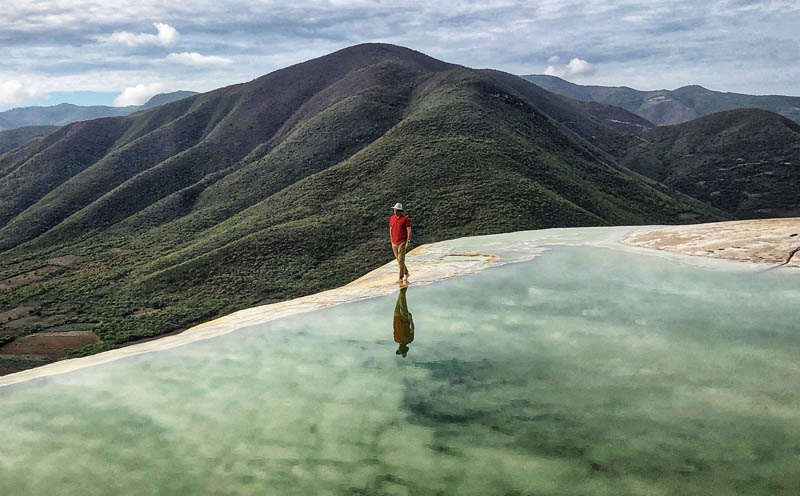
[
  {"xmin": 620, "ymin": 109, "xmax": 800, "ymax": 218},
  {"xmin": 523, "ymin": 74, "xmax": 800, "ymax": 126},
  {"xmin": 0, "ymin": 43, "xmax": 729, "ymax": 374},
  {"xmin": 0, "ymin": 126, "xmax": 59, "ymax": 157}
]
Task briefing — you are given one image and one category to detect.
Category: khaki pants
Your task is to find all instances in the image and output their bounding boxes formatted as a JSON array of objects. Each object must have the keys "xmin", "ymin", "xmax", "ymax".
[{"xmin": 392, "ymin": 242, "xmax": 409, "ymax": 279}]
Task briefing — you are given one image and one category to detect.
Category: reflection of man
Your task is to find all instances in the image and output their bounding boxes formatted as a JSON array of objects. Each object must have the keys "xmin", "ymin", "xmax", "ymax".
[
  {"xmin": 393, "ymin": 286, "xmax": 414, "ymax": 357},
  {"xmin": 389, "ymin": 202, "xmax": 411, "ymax": 284}
]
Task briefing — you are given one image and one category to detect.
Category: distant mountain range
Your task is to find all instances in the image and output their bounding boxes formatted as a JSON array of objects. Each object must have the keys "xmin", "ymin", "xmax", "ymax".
[
  {"xmin": 1, "ymin": 43, "xmax": 798, "ymax": 374},
  {"xmin": 0, "ymin": 91, "xmax": 198, "ymax": 131},
  {"xmin": 522, "ymin": 74, "xmax": 800, "ymax": 126}
]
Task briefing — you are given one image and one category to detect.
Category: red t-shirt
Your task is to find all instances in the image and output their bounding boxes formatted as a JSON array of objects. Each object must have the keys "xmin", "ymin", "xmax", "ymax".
[{"xmin": 389, "ymin": 214, "xmax": 410, "ymax": 244}]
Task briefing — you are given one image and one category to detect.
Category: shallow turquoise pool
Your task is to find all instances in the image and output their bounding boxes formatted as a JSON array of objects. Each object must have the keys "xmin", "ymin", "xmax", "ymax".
[{"xmin": 1, "ymin": 245, "xmax": 798, "ymax": 495}]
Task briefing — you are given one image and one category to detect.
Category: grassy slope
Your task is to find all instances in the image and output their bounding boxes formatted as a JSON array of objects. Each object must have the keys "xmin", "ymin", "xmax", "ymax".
[
  {"xmin": 0, "ymin": 44, "xmax": 726, "ymax": 373},
  {"xmin": 621, "ymin": 109, "xmax": 800, "ymax": 218}
]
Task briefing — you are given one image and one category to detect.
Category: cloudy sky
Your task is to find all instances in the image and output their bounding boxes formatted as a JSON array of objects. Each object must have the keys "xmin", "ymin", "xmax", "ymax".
[{"xmin": 2, "ymin": 0, "xmax": 799, "ymax": 110}]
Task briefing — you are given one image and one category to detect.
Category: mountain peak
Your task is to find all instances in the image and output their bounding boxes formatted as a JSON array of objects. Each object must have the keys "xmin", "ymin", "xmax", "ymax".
[
  {"xmin": 140, "ymin": 91, "xmax": 199, "ymax": 109},
  {"xmin": 672, "ymin": 84, "xmax": 712, "ymax": 95},
  {"xmin": 296, "ymin": 42, "xmax": 455, "ymax": 75}
]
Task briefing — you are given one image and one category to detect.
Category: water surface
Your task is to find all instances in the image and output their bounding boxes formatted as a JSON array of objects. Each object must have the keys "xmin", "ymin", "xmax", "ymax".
[{"xmin": 1, "ymin": 245, "xmax": 798, "ymax": 495}]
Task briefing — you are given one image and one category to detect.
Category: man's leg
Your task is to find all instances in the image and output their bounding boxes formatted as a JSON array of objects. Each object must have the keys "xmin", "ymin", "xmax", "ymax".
[
  {"xmin": 392, "ymin": 243, "xmax": 404, "ymax": 282},
  {"xmin": 397, "ymin": 242, "xmax": 409, "ymax": 280}
]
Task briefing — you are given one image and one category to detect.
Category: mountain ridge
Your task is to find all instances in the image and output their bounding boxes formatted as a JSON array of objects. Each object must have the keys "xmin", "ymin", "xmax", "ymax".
[
  {"xmin": 0, "ymin": 91, "xmax": 199, "ymax": 131},
  {"xmin": 522, "ymin": 74, "xmax": 800, "ymax": 125}
]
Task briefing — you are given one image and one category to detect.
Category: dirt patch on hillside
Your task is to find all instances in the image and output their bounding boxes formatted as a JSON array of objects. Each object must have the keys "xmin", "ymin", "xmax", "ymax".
[
  {"xmin": 0, "ymin": 306, "xmax": 34, "ymax": 323},
  {"xmin": 0, "ymin": 266, "xmax": 63, "ymax": 290},
  {"xmin": 47, "ymin": 255, "xmax": 83, "ymax": 267},
  {"xmin": 0, "ymin": 331, "xmax": 101, "ymax": 359},
  {"xmin": 132, "ymin": 307, "xmax": 161, "ymax": 317}
]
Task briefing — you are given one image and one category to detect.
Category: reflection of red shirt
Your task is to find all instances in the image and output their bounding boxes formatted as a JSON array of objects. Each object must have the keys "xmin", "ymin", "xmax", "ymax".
[
  {"xmin": 394, "ymin": 316, "xmax": 414, "ymax": 345},
  {"xmin": 389, "ymin": 214, "xmax": 410, "ymax": 244}
]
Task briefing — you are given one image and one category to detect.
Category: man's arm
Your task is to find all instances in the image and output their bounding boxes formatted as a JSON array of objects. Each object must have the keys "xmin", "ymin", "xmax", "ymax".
[{"xmin": 405, "ymin": 226, "xmax": 411, "ymax": 247}]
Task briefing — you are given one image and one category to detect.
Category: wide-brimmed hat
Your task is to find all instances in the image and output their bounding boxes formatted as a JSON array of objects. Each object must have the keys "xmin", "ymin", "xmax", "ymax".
[{"xmin": 392, "ymin": 202, "xmax": 404, "ymax": 211}]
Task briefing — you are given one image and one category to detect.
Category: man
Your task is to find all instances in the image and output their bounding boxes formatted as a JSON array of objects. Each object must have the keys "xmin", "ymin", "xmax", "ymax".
[{"xmin": 389, "ymin": 202, "xmax": 411, "ymax": 284}]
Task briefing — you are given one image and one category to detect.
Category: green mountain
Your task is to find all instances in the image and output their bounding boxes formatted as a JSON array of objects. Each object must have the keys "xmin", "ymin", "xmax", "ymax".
[
  {"xmin": 522, "ymin": 74, "xmax": 800, "ymax": 126},
  {"xmin": 620, "ymin": 108, "xmax": 800, "ymax": 218},
  {"xmin": 0, "ymin": 91, "xmax": 199, "ymax": 131},
  {"xmin": 0, "ymin": 125, "xmax": 59, "ymax": 157},
  {"xmin": 0, "ymin": 43, "xmax": 726, "ymax": 374},
  {"xmin": 138, "ymin": 91, "xmax": 200, "ymax": 110}
]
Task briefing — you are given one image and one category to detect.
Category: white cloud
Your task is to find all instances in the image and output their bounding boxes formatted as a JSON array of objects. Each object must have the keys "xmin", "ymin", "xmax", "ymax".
[
  {"xmin": 547, "ymin": 55, "xmax": 560, "ymax": 64},
  {"xmin": 0, "ymin": 80, "xmax": 43, "ymax": 105},
  {"xmin": 113, "ymin": 82, "xmax": 165, "ymax": 106},
  {"xmin": 3, "ymin": 1, "xmax": 800, "ymax": 98},
  {"xmin": 544, "ymin": 57, "xmax": 598, "ymax": 79},
  {"xmin": 165, "ymin": 52, "xmax": 232, "ymax": 67},
  {"xmin": 108, "ymin": 22, "xmax": 178, "ymax": 47}
]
